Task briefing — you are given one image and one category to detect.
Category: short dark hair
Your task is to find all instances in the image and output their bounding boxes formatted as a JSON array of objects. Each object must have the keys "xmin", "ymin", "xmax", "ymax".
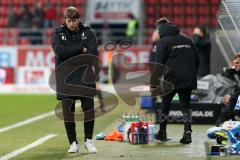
[
  {"xmin": 232, "ymin": 54, "xmax": 240, "ymax": 61},
  {"xmin": 64, "ymin": 6, "xmax": 80, "ymax": 19},
  {"xmin": 155, "ymin": 17, "xmax": 169, "ymax": 28},
  {"xmin": 196, "ymin": 26, "xmax": 207, "ymax": 37}
]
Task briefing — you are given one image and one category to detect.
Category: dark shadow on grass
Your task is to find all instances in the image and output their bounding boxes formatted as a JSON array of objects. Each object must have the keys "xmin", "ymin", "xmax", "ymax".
[{"xmin": 140, "ymin": 142, "xmax": 185, "ymax": 149}]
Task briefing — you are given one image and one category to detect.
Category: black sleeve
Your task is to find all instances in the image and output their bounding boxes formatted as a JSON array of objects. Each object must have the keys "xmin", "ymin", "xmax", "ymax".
[
  {"xmin": 155, "ymin": 40, "xmax": 166, "ymax": 64},
  {"xmin": 150, "ymin": 40, "xmax": 166, "ymax": 86},
  {"xmin": 192, "ymin": 34, "xmax": 211, "ymax": 48},
  {"xmin": 83, "ymin": 29, "xmax": 98, "ymax": 56},
  {"xmin": 222, "ymin": 68, "xmax": 236, "ymax": 80},
  {"xmin": 51, "ymin": 30, "xmax": 83, "ymax": 60},
  {"xmin": 192, "ymin": 42, "xmax": 199, "ymax": 69},
  {"xmin": 229, "ymin": 88, "xmax": 240, "ymax": 111}
]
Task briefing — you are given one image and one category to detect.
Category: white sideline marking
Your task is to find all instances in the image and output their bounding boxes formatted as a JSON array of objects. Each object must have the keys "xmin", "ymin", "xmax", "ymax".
[
  {"xmin": 0, "ymin": 112, "xmax": 54, "ymax": 133},
  {"xmin": 0, "ymin": 134, "xmax": 57, "ymax": 160}
]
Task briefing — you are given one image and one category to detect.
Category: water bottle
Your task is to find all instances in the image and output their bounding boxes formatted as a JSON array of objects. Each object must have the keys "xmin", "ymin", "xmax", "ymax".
[
  {"xmin": 133, "ymin": 127, "xmax": 139, "ymax": 144},
  {"xmin": 143, "ymin": 126, "xmax": 149, "ymax": 144},
  {"xmin": 148, "ymin": 125, "xmax": 154, "ymax": 142},
  {"xmin": 225, "ymin": 138, "xmax": 232, "ymax": 156}
]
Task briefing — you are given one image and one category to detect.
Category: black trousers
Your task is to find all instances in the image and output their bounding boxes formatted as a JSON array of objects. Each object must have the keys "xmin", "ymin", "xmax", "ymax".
[
  {"xmin": 62, "ymin": 97, "xmax": 95, "ymax": 144},
  {"xmin": 156, "ymin": 88, "xmax": 192, "ymax": 132},
  {"xmin": 216, "ymin": 105, "xmax": 235, "ymax": 126}
]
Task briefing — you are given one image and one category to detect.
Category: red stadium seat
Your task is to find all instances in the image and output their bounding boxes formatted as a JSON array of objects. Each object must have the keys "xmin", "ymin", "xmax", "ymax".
[
  {"xmin": 0, "ymin": 17, "xmax": 8, "ymax": 27},
  {"xmin": 196, "ymin": 0, "xmax": 207, "ymax": 5},
  {"xmin": 44, "ymin": 39, "xmax": 52, "ymax": 45},
  {"xmin": 146, "ymin": 0, "xmax": 158, "ymax": 5},
  {"xmin": 0, "ymin": 0, "xmax": 10, "ymax": 6},
  {"xmin": 0, "ymin": 29, "xmax": 5, "ymax": 37},
  {"xmin": 78, "ymin": 6, "xmax": 84, "ymax": 15},
  {"xmin": 172, "ymin": 0, "xmax": 182, "ymax": 5},
  {"xmin": 196, "ymin": 6, "xmax": 208, "ymax": 16},
  {"xmin": 185, "ymin": 0, "xmax": 195, "ymax": 5},
  {"xmin": 50, "ymin": 0, "xmax": 59, "ymax": 5},
  {"xmin": 185, "ymin": 6, "xmax": 195, "ymax": 15},
  {"xmin": 0, "ymin": 39, "xmax": 4, "ymax": 45},
  {"xmin": 0, "ymin": 7, "xmax": 8, "ymax": 16},
  {"xmin": 12, "ymin": 0, "xmax": 25, "ymax": 5},
  {"xmin": 172, "ymin": 16, "xmax": 182, "ymax": 27},
  {"xmin": 7, "ymin": 39, "xmax": 17, "ymax": 45},
  {"xmin": 147, "ymin": 6, "xmax": 155, "ymax": 15},
  {"xmin": 8, "ymin": 29, "xmax": 19, "ymax": 37},
  {"xmin": 210, "ymin": 0, "xmax": 220, "ymax": 6},
  {"xmin": 197, "ymin": 16, "xmax": 208, "ymax": 26},
  {"xmin": 19, "ymin": 38, "xmax": 30, "ymax": 45},
  {"xmin": 159, "ymin": 0, "xmax": 171, "ymax": 5},
  {"xmin": 147, "ymin": 18, "xmax": 155, "ymax": 27},
  {"xmin": 44, "ymin": 28, "xmax": 53, "ymax": 37},
  {"xmin": 75, "ymin": 0, "xmax": 85, "ymax": 5},
  {"xmin": 173, "ymin": 6, "xmax": 182, "ymax": 15},
  {"xmin": 60, "ymin": 7, "xmax": 66, "ymax": 16},
  {"xmin": 210, "ymin": 17, "xmax": 218, "ymax": 27},
  {"xmin": 160, "ymin": 6, "xmax": 170, "ymax": 16},
  {"xmin": 210, "ymin": 6, "xmax": 219, "ymax": 15},
  {"xmin": 62, "ymin": 0, "xmax": 73, "ymax": 5},
  {"xmin": 38, "ymin": 0, "xmax": 46, "ymax": 5},
  {"xmin": 25, "ymin": 0, "xmax": 34, "ymax": 5},
  {"xmin": 184, "ymin": 17, "xmax": 196, "ymax": 27}
]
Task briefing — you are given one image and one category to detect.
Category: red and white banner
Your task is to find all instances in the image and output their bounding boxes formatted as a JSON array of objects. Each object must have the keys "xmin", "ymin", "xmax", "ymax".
[
  {"xmin": 86, "ymin": 0, "xmax": 141, "ymax": 24},
  {"xmin": 3, "ymin": 67, "xmax": 14, "ymax": 84},
  {"xmin": 0, "ymin": 45, "xmax": 152, "ymax": 93},
  {"xmin": 17, "ymin": 67, "xmax": 51, "ymax": 86},
  {"xmin": 17, "ymin": 47, "xmax": 55, "ymax": 69}
]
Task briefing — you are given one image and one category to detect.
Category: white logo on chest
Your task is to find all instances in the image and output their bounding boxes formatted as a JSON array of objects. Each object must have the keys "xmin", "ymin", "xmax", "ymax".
[
  {"xmin": 81, "ymin": 32, "xmax": 87, "ymax": 40},
  {"xmin": 61, "ymin": 35, "xmax": 66, "ymax": 40}
]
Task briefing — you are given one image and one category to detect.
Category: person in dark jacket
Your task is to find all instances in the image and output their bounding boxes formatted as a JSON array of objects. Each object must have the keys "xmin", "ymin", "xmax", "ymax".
[
  {"xmin": 149, "ymin": 17, "xmax": 169, "ymax": 113},
  {"xmin": 151, "ymin": 22, "xmax": 198, "ymax": 144},
  {"xmin": 51, "ymin": 7, "xmax": 98, "ymax": 153},
  {"xmin": 193, "ymin": 26, "xmax": 211, "ymax": 78},
  {"xmin": 222, "ymin": 54, "xmax": 240, "ymax": 83},
  {"xmin": 216, "ymin": 54, "xmax": 240, "ymax": 126}
]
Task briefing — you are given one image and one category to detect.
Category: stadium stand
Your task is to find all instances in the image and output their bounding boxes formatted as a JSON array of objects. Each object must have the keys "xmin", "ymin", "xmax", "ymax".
[
  {"xmin": 0, "ymin": 0, "xmax": 220, "ymax": 45},
  {"xmin": 144, "ymin": 0, "xmax": 220, "ymax": 43}
]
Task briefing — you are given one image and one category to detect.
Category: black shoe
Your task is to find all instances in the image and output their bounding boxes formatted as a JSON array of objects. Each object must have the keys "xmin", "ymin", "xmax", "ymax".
[
  {"xmin": 154, "ymin": 130, "xmax": 168, "ymax": 141},
  {"xmin": 180, "ymin": 131, "xmax": 192, "ymax": 144}
]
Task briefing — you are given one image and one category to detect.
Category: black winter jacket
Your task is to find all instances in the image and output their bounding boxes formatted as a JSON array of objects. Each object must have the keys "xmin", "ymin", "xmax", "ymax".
[
  {"xmin": 51, "ymin": 23, "xmax": 99, "ymax": 100},
  {"xmin": 152, "ymin": 23, "xmax": 198, "ymax": 89}
]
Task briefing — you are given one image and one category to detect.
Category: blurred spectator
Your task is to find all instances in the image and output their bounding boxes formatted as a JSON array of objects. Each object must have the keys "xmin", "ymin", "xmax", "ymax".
[
  {"xmin": 18, "ymin": 5, "xmax": 33, "ymax": 28},
  {"xmin": 222, "ymin": 54, "xmax": 240, "ymax": 84},
  {"xmin": 7, "ymin": 7, "xmax": 18, "ymax": 28},
  {"xmin": 44, "ymin": 3, "xmax": 57, "ymax": 28},
  {"xmin": 102, "ymin": 19, "xmax": 111, "ymax": 44},
  {"xmin": 32, "ymin": 2, "xmax": 44, "ymax": 28},
  {"xmin": 192, "ymin": 26, "xmax": 211, "ymax": 78},
  {"xmin": 126, "ymin": 14, "xmax": 138, "ymax": 44},
  {"xmin": 28, "ymin": 19, "xmax": 43, "ymax": 45}
]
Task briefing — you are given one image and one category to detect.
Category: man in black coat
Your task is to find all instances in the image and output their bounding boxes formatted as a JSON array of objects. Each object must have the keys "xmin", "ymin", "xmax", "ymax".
[
  {"xmin": 151, "ymin": 22, "xmax": 198, "ymax": 144},
  {"xmin": 193, "ymin": 26, "xmax": 211, "ymax": 78},
  {"xmin": 51, "ymin": 7, "xmax": 98, "ymax": 153},
  {"xmin": 216, "ymin": 54, "xmax": 240, "ymax": 126}
]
